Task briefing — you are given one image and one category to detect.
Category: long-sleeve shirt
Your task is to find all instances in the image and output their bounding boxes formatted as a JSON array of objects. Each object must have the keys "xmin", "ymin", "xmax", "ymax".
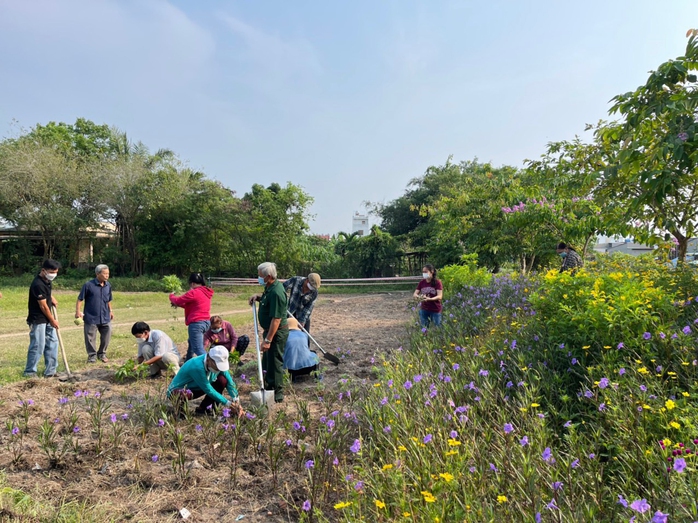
[
  {"xmin": 167, "ymin": 355, "xmax": 238, "ymax": 404},
  {"xmin": 169, "ymin": 286, "xmax": 214, "ymax": 325},
  {"xmin": 560, "ymin": 250, "xmax": 583, "ymax": 273},
  {"xmin": 203, "ymin": 321, "xmax": 238, "ymax": 352},
  {"xmin": 283, "ymin": 276, "xmax": 318, "ymax": 325}
]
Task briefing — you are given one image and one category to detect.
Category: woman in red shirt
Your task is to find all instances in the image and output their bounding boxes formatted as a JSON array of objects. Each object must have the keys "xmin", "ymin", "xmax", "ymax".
[
  {"xmin": 169, "ymin": 273, "xmax": 214, "ymax": 361},
  {"xmin": 413, "ymin": 264, "xmax": 443, "ymax": 328}
]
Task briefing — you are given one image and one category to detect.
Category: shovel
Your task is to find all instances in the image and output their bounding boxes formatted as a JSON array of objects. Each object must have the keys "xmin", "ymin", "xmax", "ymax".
[
  {"xmin": 250, "ymin": 304, "xmax": 275, "ymax": 407},
  {"xmin": 288, "ymin": 312, "xmax": 340, "ymax": 365},
  {"xmin": 51, "ymin": 306, "xmax": 75, "ymax": 381}
]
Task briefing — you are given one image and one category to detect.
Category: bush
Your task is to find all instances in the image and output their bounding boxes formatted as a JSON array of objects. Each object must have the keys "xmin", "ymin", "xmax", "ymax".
[{"xmin": 439, "ymin": 254, "xmax": 492, "ymax": 295}]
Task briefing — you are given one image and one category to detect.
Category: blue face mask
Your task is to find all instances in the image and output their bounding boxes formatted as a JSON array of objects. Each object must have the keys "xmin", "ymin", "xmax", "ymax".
[
  {"xmin": 258, "ymin": 276, "xmax": 266, "ymax": 286},
  {"xmin": 559, "ymin": 252, "xmax": 568, "ymax": 258}
]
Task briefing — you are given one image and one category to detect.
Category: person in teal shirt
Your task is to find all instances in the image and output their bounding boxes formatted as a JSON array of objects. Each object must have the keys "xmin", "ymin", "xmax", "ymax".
[{"xmin": 167, "ymin": 346, "xmax": 243, "ymax": 416}]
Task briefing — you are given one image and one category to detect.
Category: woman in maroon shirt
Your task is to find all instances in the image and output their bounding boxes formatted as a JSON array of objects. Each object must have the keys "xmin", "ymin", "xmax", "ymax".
[{"xmin": 413, "ymin": 264, "xmax": 443, "ymax": 328}]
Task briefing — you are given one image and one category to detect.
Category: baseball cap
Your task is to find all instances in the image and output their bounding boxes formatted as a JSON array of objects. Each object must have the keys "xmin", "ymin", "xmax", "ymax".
[
  {"xmin": 208, "ymin": 346, "xmax": 230, "ymax": 372},
  {"xmin": 307, "ymin": 273, "xmax": 321, "ymax": 289}
]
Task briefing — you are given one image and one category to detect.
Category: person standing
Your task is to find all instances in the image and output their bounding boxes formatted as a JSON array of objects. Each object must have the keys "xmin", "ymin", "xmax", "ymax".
[
  {"xmin": 169, "ymin": 273, "xmax": 214, "ymax": 362},
  {"xmin": 24, "ymin": 259, "xmax": 61, "ymax": 378},
  {"xmin": 557, "ymin": 242, "xmax": 583, "ymax": 273},
  {"xmin": 76, "ymin": 264, "xmax": 113, "ymax": 363},
  {"xmin": 249, "ymin": 262, "xmax": 289, "ymax": 403},
  {"xmin": 283, "ymin": 273, "xmax": 320, "ymax": 333},
  {"xmin": 413, "ymin": 264, "xmax": 443, "ymax": 328},
  {"xmin": 131, "ymin": 322, "xmax": 181, "ymax": 378}
]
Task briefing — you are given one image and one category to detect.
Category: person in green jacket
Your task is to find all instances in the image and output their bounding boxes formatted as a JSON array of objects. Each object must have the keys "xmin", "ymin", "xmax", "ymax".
[
  {"xmin": 167, "ymin": 346, "xmax": 243, "ymax": 417},
  {"xmin": 248, "ymin": 261, "xmax": 289, "ymax": 403}
]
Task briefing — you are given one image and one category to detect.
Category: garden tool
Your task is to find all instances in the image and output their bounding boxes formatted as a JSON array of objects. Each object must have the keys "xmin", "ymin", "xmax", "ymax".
[
  {"xmin": 51, "ymin": 306, "xmax": 75, "ymax": 381},
  {"xmin": 288, "ymin": 311, "xmax": 340, "ymax": 365},
  {"xmin": 250, "ymin": 304, "xmax": 275, "ymax": 407}
]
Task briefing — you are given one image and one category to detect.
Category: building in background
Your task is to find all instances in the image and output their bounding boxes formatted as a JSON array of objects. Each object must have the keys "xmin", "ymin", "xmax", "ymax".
[
  {"xmin": 352, "ymin": 212, "xmax": 369, "ymax": 236},
  {"xmin": 593, "ymin": 235, "xmax": 654, "ymax": 256}
]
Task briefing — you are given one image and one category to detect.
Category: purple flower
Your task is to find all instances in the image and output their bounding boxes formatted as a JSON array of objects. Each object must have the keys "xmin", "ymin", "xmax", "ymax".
[
  {"xmin": 584, "ymin": 390, "xmax": 593, "ymax": 398},
  {"xmin": 519, "ymin": 436, "xmax": 529, "ymax": 446},
  {"xmin": 453, "ymin": 363, "xmax": 460, "ymax": 371},
  {"xmin": 535, "ymin": 513, "xmax": 541, "ymax": 523},
  {"xmin": 542, "ymin": 447, "xmax": 553, "ymax": 462},
  {"xmin": 305, "ymin": 460, "xmax": 314, "ymax": 469},
  {"xmin": 121, "ymin": 413, "xmax": 128, "ymax": 421},
  {"xmin": 617, "ymin": 495, "xmax": 628, "ymax": 507},
  {"xmin": 503, "ymin": 423, "xmax": 514, "ymax": 434},
  {"xmin": 450, "ymin": 430, "xmax": 458, "ymax": 439},
  {"xmin": 302, "ymin": 500, "xmax": 311, "ymax": 512},
  {"xmin": 403, "ymin": 380, "xmax": 413, "ymax": 390},
  {"xmin": 598, "ymin": 377, "xmax": 609, "ymax": 389},
  {"xmin": 469, "ymin": 466, "xmax": 476, "ymax": 473},
  {"xmin": 245, "ymin": 412, "xmax": 256, "ymax": 420},
  {"xmin": 423, "ymin": 434, "xmax": 433, "ymax": 444},
  {"xmin": 354, "ymin": 481, "xmax": 364, "ymax": 491},
  {"xmin": 640, "ymin": 385, "xmax": 647, "ymax": 392},
  {"xmin": 350, "ymin": 439, "xmax": 361, "ymax": 453},
  {"xmin": 571, "ymin": 358, "xmax": 578, "ymax": 365},
  {"xmin": 683, "ymin": 325, "xmax": 692, "ymax": 335},
  {"xmin": 652, "ymin": 511, "xmax": 668, "ymax": 523},
  {"xmin": 478, "ymin": 369, "xmax": 489, "ymax": 377},
  {"xmin": 678, "ymin": 132, "xmax": 689, "ymax": 141},
  {"xmin": 152, "ymin": 455, "xmax": 159, "ymax": 462},
  {"xmin": 546, "ymin": 498, "xmax": 558, "ymax": 510},
  {"xmin": 157, "ymin": 418, "xmax": 165, "ymax": 427},
  {"xmin": 293, "ymin": 421, "xmax": 301, "ymax": 430},
  {"xmin": 643, "ymin": 332, "xmax": 651, "ymax": 340},
  {"xmin": 58, "ymin": 397, "xmax": 68, "ymax": 404},
  {"xmin": 380, "ymin": 397, "xmax": 388, "ymax": 406},
  {"xmin": 617, "ymin": 342, "xmax": 624, "ymax": 349},
  {"xmin": 110, "ymin": 413, "xmax": 117, "ymax": 423},
  {"xmin": 73, "ymin": 426, "xmax": 80, "ymax": 433},
  {"xmin": 552, "ymin": 481, "xmax": 563, "ymax": 491},
  {"xmin": 383, "ymin": 425, "xmax": 391, "ymax": 433},
  {"xmin": 630, "ymin": 499, "xmax": 651, "ymax": 513},
  {"xmin": 222, "ymin": 408, "xmax": 231, "ymax": 418},
  {"xmin": 599, "ymin": 403, "xmax": 607, "ymax": 412},
  {"xmin": 571, "ymin": 459, "xmax": 580, "ymax": 469},
  {"xmin": 674, "ymin": 457, "xmax": 687, "ymax": 473},
  {"xmin": 74, "ymin": 391, "xmax": 83, "ymax": 397},
  {"xmin": 619, "ymin": 368, "xmax": 626, "ymax": 376},
  {"xmin": 563, "ymin": 421, "xmax": 572, "ymax": 428},
  {"xmin": 11, "ymin": 427, "xmax": 19, "ymax": 436},
  {"xmin": 333, "ymin": 457, "xmax": 339, "ymax": 466},
  {"xmin": 195, "ymin": 424, "xmax": 202, "ymax": 432},
  {"xmin": 490, "ymin": 463, "xmax": 498, "ymax": 472}
]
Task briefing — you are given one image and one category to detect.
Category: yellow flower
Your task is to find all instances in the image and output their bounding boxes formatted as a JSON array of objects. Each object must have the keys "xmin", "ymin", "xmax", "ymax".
[
  {"xmin": 334, "ymin": 501, "xmax": 352, "ymax": 510},
  {"xmin": 497, "ymin": 495, "xmax": 507, "ymax": 504},
  {"xmin": 603, "ymin": 345, "xmax": 611, "ymax": 349},
  {"xmin": 531, "ymin": 403, "xmax": 540, "ymax": 408},
  {"xmin": 682, "ymin": 392, "xmax": 690, "ymax": 397},
  {"xmin": 638, "ymin": 367, "xmax": 649, "ymax": 375},
  {"xmin": 398, "ymin": 445, "xmax": 407, "ymax": 452},
  {"xmin": 439, "ymin": 472, "xmax": 454, "ymax": 482},
  {"xmin": 665, "ymin": 399, "xmax": 676, "ymax": 410},
  {"xmin": 645, "ymin": 450, "xmax": 652, "ymax": 455},
  {"xmin": 447, "ymin": 439, "xmax": 461, "ymax": 447},
  {"xmin": 663, "ymin": 438, "xmax": 672, "ymax": 447},
  {"xmin": 519, "ymin": 407, "xmax": 528, "ymax": 413},
  {"xmin": 375, "ymin": 500, "xmax": 386, "ymax": 509},
  {"xmin": 421, "ymin": 491, "xmax": 436, "ymax": 503},
  {"xmin": 582, "ymin": 345, "xmax": 591, "ymax": 349},
  {"xmin": 642, "ymin": 404, "xmax": 651, "ymax": 409},
  {"xmin": 403, "ymin": 512, "xmax": 411, "ymax": 518},
  {"xmin": 383, "ymin": 464, "xmax": 394, "ymax": 471},
  {"xmin": 670, "ymin": 421, "xmax": 681, "ymax": 429},
  {"xmin": 445, "ymin": 450, "xmax": 459, "ymax": 456},
  {"xmin": 374, "ymin": 383, "xmax": 381, "ymax": 387}
]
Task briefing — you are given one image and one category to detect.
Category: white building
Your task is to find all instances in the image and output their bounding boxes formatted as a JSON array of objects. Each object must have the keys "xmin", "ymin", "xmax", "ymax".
[{"xmin": 352, "ymin": 212, "xmax": 369, "ymax": 236}]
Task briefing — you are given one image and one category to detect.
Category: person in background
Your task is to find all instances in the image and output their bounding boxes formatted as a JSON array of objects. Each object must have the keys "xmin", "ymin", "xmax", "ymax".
[
  {"xmin": 248, "ymin": 261, "xmax": 289, "ymax": 403},
  {"xmin": 203, "ymin": 315, "xmax": 238, "ymax": 353},
  {"xmin": 169, "ymin": 273, "xmax": 214, "ymax": 362},
  {"xmin": 24, "ymin": 259, "xmax": 61, "ymax": 378},
  {"xmin": 167, "ymin": 346, "xmax": 243, "ymax": 417},
  {"xmin": 557, "ymin": 242, "xmax": 583, "ymax": 273},
  {"xmin": 76, "ymin": 264, "xmax": 113, "ymax": 363},
  {"xmin": 413, "ymin": 264, "xmax": 443, "ymax": 328},
  {"xmin": 131, "ymin": 321, "xmax": 181, "ymax": 378},
  {"xmin": 283, "ymin": 273, "xmax": 321, "ymax": 333},
  {"xmin": 283, "ymin": 318, "xmax": 320, "ymax": 382}
]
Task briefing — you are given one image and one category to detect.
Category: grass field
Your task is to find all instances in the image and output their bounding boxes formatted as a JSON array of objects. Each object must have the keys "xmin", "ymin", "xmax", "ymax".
[{"xmin": 0, "ymin": 286, "xmax": 253, "ymax": 384}]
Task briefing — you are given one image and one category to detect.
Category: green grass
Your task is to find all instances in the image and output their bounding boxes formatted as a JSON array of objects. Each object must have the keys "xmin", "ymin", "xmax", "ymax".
[{"xmin": 0, "ymin": 287, "xmax": 253, "ymax": 384}]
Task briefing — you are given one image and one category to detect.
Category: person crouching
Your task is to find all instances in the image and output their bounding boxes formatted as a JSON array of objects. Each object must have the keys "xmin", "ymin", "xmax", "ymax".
[
  {"xmin": 167, "ymin": 346, "xmax": 243, "ymax": 417},
  {"xmin": 131, "ymin": 321, "xmax": 181, "ymax": 378},
  {"xmin": 283, "ymin": 318, "xmax": 320, "ymax": 382}
]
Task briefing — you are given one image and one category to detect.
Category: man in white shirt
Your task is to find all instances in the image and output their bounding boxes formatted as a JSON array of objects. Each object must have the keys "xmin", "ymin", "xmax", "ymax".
[{"xmin": 131, "ymin": 321, "xmax": 181, "ymax": 378}]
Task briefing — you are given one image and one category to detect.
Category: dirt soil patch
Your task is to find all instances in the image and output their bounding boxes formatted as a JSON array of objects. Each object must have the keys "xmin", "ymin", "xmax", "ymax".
[{"xmin": 0, "ymin": 292, "xmax": 412, "ymax": 522}]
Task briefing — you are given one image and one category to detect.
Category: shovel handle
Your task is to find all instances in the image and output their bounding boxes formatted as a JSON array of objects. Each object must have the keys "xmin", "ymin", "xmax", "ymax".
[
  {"xmin": 251, "ymin": 304, "xmax": 267, "ymax": 404},
  {"xmin": 51, "ymin": 306, "xmax": 72, "ymax": 376}
]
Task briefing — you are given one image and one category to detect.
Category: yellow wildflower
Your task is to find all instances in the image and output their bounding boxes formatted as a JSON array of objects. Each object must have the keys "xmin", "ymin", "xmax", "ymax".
[
  {"xmin": 670, "ymin": 421, "xmax": 681, "ymax": 429},
  {"xmin": 375, "ymin": 500, "xmax": 386, "ymax": 509},
  {"xmin": 663, "ymin": 438, "xmax": 672, "ymax": 447},
  {"xmin": 334, "ymin": 501, "xmax": 352, "ymax": 510},
  {"xmin": 439, "ymin": 472, "xmax": 454, "ymax": 482},
  {"xmin": 682, "ymin": 392, "xmax": 690, "ymax": 397},
  {"xmin": 383, "ymin": 464, "xmax": 394, "ymax": 471},
  {"xmin": 398, "ymin": 445, "xmax": 407, "ymax": 452},
  {"xmin": 497, "ymin": 495, "xmax": 507, "ymax": 503},
  {"xmin": 531, "ymin": 403, "xmax": 540, "ymax": 408},
  {"xmin": 447, "ymin": 439, "xmax": 461, "ymax": 447},
  {"xmin": 403, "ymin": 512, "xmax": 411, "ymax": 518},
  {"xmin": 421, "ymin": 491, "xmax": 436, "ymax": 503},
  {"xmin": 638, "ymin": 367, "xmax": 649, "ymax": 375},
  {"xmin": 665, "ymin": 399, "xmax": 676, "ymax": 410},
  {"xmin": 582, "ymin": 345, "xmax": 591, "ymax": 350},
  {"xmin": 445, "ymin": 450, "xmax": 459, "ymax": 456}
]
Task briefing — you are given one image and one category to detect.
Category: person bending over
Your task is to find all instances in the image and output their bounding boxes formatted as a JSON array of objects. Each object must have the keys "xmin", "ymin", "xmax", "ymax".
[
  {"xmin": 283, "ymin": 318, "xmax": 320, "ymax": 382},
  {"xmin": 203, "ymin": 315, "xmax": 238, "ymax": 353}
]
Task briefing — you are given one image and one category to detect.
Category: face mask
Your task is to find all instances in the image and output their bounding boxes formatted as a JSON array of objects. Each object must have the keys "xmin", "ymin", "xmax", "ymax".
[
  {"xmin": 258, "ymin": 276, "xmax": 266, "ymax": 286},
  {"xmin": 45, "ymin": 272, "xmax": 57, "ymax": 281},
  {"xmin": 422, "ymin": 273, "xmax": 430, "ymax": 280},
  {"xmin": 211, "ymin": 328, "xmax": 222, "ymax": 333},
  {"xmin": 306, "ymin": 283, "xmax": 315, "ymax": 292},
  {"xmin": 559, "ymin": 252, "xmax": 568, "ymax": 258}
]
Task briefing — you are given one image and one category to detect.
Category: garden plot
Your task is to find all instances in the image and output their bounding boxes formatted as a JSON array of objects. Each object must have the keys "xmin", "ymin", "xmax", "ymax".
[{"xmin": 0, "ymin": 292, "xmax": 412, "ymax": 522}]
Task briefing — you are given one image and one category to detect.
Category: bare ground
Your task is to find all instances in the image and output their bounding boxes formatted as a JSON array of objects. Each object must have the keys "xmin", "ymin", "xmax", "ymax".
[{"xmin": 0, "ymin": 292, "xmax": 412, "ymax": 522}]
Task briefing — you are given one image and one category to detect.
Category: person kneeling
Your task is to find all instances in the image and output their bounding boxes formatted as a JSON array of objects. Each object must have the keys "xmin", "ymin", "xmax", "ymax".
[
  {"xmin": 132, "ymin": 321, "xmax": 181, "ymax": 378},
  {"xmin": 284, "ymin": 318, "xmax": 320, "ymax": 382},
  {"xmin": 167, "ymin": 346, "xmax": 243, "ymax": 417}
]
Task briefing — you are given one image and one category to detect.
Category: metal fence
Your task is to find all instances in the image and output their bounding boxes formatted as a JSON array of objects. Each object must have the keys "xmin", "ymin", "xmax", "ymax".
[{"xmin": 208, "ymin": 276, "xmax": 421, "ymax": 287}]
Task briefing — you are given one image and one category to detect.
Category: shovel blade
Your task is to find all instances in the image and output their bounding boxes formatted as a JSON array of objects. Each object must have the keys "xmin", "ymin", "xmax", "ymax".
[{"xmin": 250, "ymin": 390, "xmax": 275, "ymax": 407}]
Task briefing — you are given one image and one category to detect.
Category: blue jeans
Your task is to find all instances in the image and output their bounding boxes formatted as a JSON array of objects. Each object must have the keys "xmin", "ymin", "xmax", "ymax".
[
  {"xmin": 185, "ymin": 320, "xmax": 210, "ymax": 360},
  {"xmin": 24, "ymin": 323, "xmax": 58, "ymax": 376},
  {"xmin": 419, "ymin": 310, "xmax": 442, "ymax": 328}
]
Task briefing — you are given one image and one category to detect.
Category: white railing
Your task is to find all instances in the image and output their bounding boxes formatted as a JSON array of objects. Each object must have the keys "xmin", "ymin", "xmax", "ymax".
[{"xmin": 208, "ymin": 276, "xmax": 421, "ymax": 287}]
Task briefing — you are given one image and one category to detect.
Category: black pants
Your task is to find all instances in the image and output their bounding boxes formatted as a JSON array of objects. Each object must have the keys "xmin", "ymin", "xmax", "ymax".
[{"xmin": 193, "ymin": 375, "xmax": 228, "ymax": 412}]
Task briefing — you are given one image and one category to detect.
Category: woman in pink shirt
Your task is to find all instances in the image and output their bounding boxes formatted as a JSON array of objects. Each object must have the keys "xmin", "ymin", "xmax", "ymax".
[
  {"xmin": 169, "ymin": 273, "xmax": 214, "ymax": 361},
  {"xmin": 413, "ymin": 264, "xmax": 443, "ymax": 328},
  {"xmin": 204, "ymin": 315, "xmax": 238, "ymax": 353}
]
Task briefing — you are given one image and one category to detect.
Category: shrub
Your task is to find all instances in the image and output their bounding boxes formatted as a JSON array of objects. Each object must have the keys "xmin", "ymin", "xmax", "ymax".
[{"xmin": 439, "ymin": 254, "xmax": 492, "ymax": 295}]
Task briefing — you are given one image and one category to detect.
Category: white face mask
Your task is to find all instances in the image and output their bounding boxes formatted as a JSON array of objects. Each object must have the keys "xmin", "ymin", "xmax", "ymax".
[
  {"xmin": 422, "ymin": 272, "xmax": 430, "ymax": 280},
  {"xmin": 306, "ymin": 283, "xmax": 315, "ymax": 292},
  {"xmin": 45, "ymin": 272, "xmax": 57, "ymax": 281},
  {"xmin": 211, "ymin": 328, "xmax": 222, "ymax": 333}
]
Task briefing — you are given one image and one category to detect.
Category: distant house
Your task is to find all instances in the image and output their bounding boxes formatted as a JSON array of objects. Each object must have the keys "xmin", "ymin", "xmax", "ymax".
[
  {"xmin": 352, "ymin": 212, "xmax": 369, "ymax": 236},
  {"xmin": 593, "ymin": 237, "xmax": 655, "ymax": 256}
]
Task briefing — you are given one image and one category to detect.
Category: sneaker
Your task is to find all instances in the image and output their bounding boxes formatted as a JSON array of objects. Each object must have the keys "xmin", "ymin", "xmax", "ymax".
[
  {"xmin": 147, "ymin": 370, "xmax": 162, "ymax": 380},
  {"xmin": 98, "ymin": 355, "xmax": 109, "ymax": 363},
  {"xmin": 86, "ymin": 357, "xmax": 97, "ymax": 364},
  {"xmin": 23, "ymin": 372, "xmax": 37, "ymax": 378},
  {"xmin": 44, "ymin": 374, "xmax": 57, "ymax": 378}
]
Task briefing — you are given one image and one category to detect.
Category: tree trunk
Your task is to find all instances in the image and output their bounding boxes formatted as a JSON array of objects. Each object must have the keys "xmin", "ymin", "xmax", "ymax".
[
  {"xmin": 582, "ymin": 232, "xmax": 595, "ymax": 260},
  {"xmin": 672, "ymin": 230, "xmax": 688, "ymax": 263}
]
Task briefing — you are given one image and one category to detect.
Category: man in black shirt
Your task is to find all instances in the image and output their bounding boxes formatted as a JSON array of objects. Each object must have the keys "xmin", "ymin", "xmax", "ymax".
[{"xmin": 24, "ymin": 259, "xmax": 61, "ymax": 378}]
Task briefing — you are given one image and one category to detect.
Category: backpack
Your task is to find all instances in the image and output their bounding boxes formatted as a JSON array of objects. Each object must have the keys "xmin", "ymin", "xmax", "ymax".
[{"xmin": 235, "ymin": 335, "xmax": 249, "ymax": 357}]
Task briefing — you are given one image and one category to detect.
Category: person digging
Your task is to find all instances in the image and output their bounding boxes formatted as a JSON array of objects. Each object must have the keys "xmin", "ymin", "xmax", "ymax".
[
  {"xmin": 131, "ymin": 321, "xmax": 181, "ymax": 378},
  {"xmin": 167, "ymin": 346, "xmax": 244, "ymax": 417}
]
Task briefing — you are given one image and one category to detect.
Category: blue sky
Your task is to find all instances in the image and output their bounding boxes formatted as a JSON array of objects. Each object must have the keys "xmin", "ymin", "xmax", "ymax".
[{"xmin": 0, "ymin": 0, "xmax": 695, "ymax": 234}]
